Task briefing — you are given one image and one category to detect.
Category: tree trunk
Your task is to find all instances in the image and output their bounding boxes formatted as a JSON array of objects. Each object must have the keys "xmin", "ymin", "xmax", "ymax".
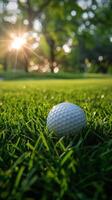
[
  {"xmin": 45, "ymin": 34, "xmax": 55, "ymax": 73},
  {"xmin": 24, "ymin": 50, "xmax": 29, "ymax": 72},
  {"xmin": 3, "ymin": 54, "xmax": 8, "ymax": 71},
  {"xmin": 50, "ymin": 44, "xmax": 55, "ymax": 73}
]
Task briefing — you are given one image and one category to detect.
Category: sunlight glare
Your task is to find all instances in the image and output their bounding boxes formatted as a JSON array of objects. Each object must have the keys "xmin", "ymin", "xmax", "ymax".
[{"xmin": 10, "ymin": 36, "xmax": 26, "ymax": 50}]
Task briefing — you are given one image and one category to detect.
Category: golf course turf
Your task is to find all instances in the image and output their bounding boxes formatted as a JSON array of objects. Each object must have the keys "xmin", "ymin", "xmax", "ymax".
[{"xmin": 0, "ymin": 78, "xmax": 112, "ymax": 200}]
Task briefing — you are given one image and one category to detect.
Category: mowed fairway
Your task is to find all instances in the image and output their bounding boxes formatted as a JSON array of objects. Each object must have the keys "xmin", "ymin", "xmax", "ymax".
[{"xmin": 0, "ymin": 79, "xmax": 112, "ymax": 200}]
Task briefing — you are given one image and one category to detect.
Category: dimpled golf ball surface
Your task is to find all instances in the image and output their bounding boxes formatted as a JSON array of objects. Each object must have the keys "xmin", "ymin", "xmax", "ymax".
[{"xmin": 47, "ymin": 102, "xmax": 86, "ymax": 136}]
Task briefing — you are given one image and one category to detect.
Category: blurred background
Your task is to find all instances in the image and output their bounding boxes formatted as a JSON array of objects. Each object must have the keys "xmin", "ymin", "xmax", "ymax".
[{"xmin": 0, "ymin": 0, "xmax": 112, "ymax": 77}]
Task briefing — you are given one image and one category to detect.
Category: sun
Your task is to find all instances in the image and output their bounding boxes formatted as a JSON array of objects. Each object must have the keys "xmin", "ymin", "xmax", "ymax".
[{"xmin": 10, "ymin": 36, "xmax": 26, "ymax": 50}]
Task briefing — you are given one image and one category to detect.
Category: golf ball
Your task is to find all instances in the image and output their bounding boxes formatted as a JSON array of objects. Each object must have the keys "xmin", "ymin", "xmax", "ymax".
[{"xmin": 47, "ymin": 102, "xmax": 86, "ymax": 136}]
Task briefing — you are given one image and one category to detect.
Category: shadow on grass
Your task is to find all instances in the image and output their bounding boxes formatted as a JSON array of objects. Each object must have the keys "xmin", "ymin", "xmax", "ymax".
[{"xmin": 0, "ymin": 71, "xmax": 111, "ymax": 81}]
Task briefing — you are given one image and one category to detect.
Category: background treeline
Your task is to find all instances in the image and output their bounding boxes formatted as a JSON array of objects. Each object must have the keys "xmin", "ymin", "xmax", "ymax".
[{"xmin": 0, "ymin": 0, "xmax": 112, "ymax": 73}]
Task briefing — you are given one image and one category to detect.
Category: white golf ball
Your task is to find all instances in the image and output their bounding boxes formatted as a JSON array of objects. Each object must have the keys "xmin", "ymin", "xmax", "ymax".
[{"xmin": 47, "ymin": 102, "xmax": 86, "ymax": 136}]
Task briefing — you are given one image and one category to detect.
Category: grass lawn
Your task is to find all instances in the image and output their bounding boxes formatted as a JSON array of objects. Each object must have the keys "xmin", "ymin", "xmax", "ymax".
[
  {"xmin": 0, "ymin": 78, "xmax": 112, "ymax": 200},
  {"xmin": 0, "ymin": 71, "xmax": 112, "ymax": 80}
]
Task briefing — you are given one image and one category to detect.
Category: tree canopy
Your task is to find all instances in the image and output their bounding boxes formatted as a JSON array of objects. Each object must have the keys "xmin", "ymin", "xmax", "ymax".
[{"xmin": 0, "ymin": 0, "xmax": 112, "ymax": 73}]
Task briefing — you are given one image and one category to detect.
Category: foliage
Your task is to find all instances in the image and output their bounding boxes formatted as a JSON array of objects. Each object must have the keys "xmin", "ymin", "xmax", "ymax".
[
  {"xmin": 76, "ymin": 0, "xmax": 112, "ymax": 73},
  {"xmin": 0, "ymin": 0, "xmax": 112, "ymax": 72}
]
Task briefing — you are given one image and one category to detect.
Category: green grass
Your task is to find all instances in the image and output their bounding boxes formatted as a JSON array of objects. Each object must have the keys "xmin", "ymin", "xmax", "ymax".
[
  {"xmin": 0, "ymin": 71, "xmax": 112, "ymax": 80},
  {"xmin": 0, "ymin": 79, "xmax": 112, "ymax": 200}
]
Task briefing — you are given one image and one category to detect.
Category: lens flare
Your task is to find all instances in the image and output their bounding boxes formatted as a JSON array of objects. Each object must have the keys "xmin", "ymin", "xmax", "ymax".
[{"xmin": 10, "ymin": 36, "xmax": 26, "ymax": 50}]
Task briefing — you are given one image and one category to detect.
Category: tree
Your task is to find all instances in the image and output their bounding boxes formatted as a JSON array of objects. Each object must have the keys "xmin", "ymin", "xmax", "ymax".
[
  {"xmin": 0, "ymin": 0, "xmax": 112, "ymax": 73},
  {"xmin": 75, "ymin": 0, "xmax": 112, "ymax": 73},
  {"xmin": 41, "ymin": 0, "xmax": 83, "ymax": 72},
  {"xmin": 17, "ymin": 0, "xmax": 83, "ymax": 72}
]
